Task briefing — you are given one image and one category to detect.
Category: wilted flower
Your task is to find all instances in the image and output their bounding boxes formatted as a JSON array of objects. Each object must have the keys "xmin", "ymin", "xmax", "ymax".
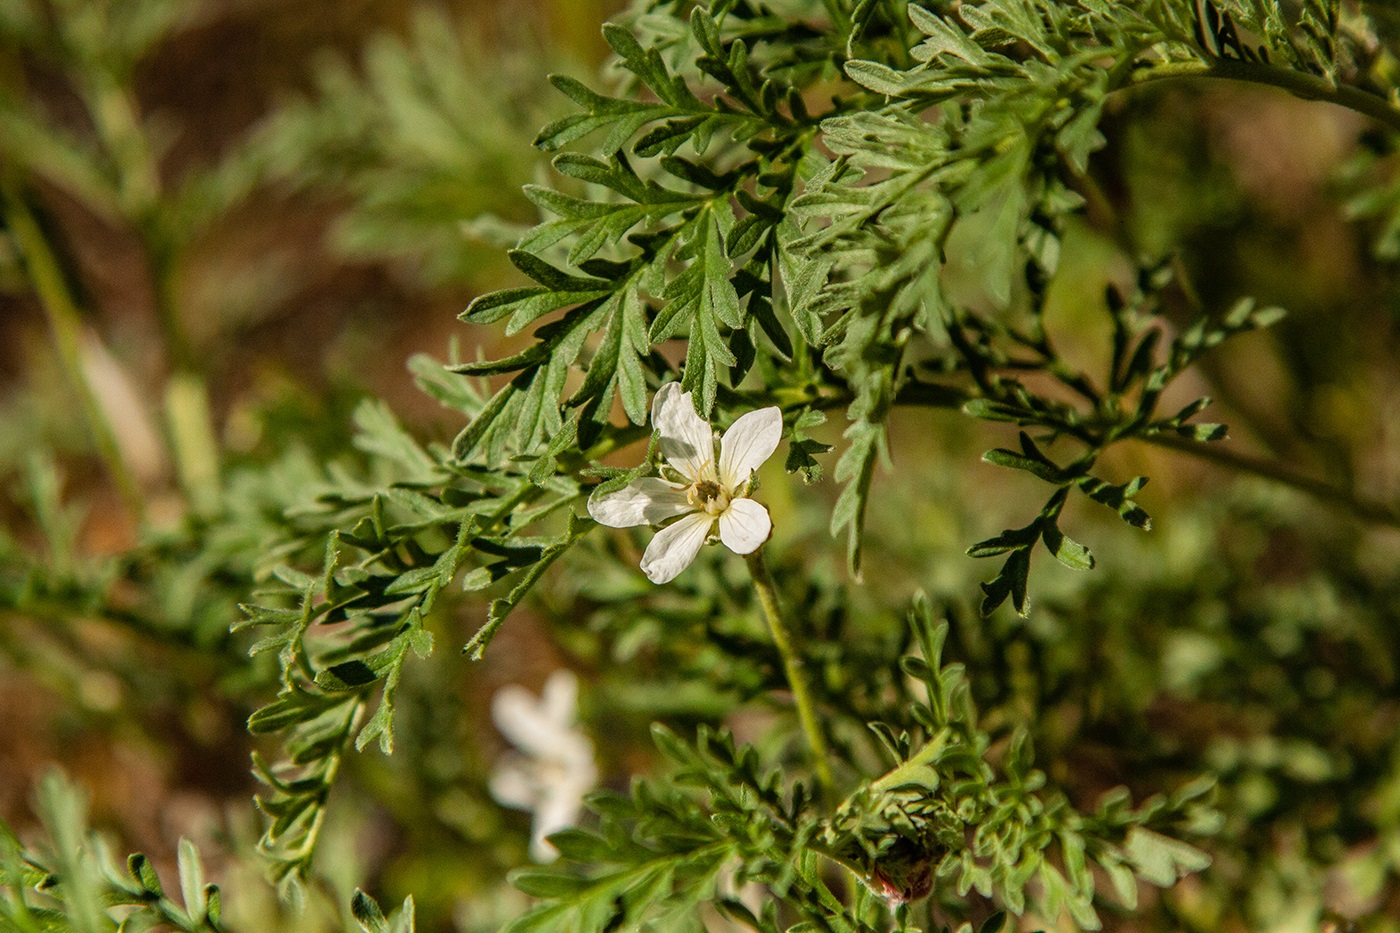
[
  {"xmin": 588, "ymin": 383, "xmax": 782, "ymax": 584},
  {"xmin": 489, "ymin": 670, "xmax": 597, "ymax": 862}
]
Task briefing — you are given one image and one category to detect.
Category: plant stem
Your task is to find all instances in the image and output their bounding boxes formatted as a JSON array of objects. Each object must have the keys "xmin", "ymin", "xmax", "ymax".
[
  {"xmin": 820, "ymin": 0, "xmax": 852, "ymax": 36},
  {"xmin": 1120, "ymin": 58, "xmax": 1400, "ymax": 135},
  {"xmin": 83, "ymin": 74, "xmax": 198, "ymax": 371},
  {"xmin": 745, "ymin": 547, "xmax": 836, "ymax": 797},
  {"xmin": 1138, "ymin": 432, "xmax": 1400, "ymax": 528},
  {"xmin": 867, "ymin": 380, "xmax": 1400, "ymax": 528},
  {"xmin": 0, "ymin": 172, "xmax": 145, "ymax": 523}
]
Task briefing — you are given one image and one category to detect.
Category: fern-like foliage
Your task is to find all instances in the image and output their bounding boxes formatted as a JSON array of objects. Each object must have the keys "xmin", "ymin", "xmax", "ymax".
[
  {"xmin": 230, "ymin": 0, "xmax": 1400, "ymax": 908},
  {"xmin": 507, "ymin": 599, "xmax": 1217, "ymax": 932},
  {"xmin": 0, "ymin": 770, "xmax": 227, "ymax": 932},
  {"xmin": 10, "ymin": 1, "xmax": 1400, "ymax": 929}
]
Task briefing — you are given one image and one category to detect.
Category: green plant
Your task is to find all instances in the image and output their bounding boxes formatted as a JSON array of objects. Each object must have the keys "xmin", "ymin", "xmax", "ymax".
[{"xmin": 6, "ymin": 1, "xmax": 1400, "ymax": 931}]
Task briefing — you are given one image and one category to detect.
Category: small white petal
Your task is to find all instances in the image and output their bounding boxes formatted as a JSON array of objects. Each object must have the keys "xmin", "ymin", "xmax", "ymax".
[
  {"xmin": 489, "ymin": 672, "xmax": 598, "ymax": 865},
  {"xmin": 492, "ymin": 685, "xmax": 563, "ymax": 758},
  {"xmin": 718, "ymin": 498, "xmax": 771, "ymax": 555},
  {"xmin": 530, "ymin": 788, "xmax": 587, "ymax": 862},
  {"xmin": 639, "ymin": 510, "xmax": 713, "ymax": 584},
  {"xmin": 588, "ymin": 477, "xmax": 691, "ymax": 528},
  {"xmin": 489, "ymin": 757, "xmax": 541, "ymax": 811},
  {"xmin": 539, "ymin": 670, "xmax": 580, "ymax": 727},
  {"xmin": 652, "ymin": 382, "xmax": 717, "ymax": 483},
  {"xmin": 718, "ymin": 406, "xmax": 783, "ymax": 490}
]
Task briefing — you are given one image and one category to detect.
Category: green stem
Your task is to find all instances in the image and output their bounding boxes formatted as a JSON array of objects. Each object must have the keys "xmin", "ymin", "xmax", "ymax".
[
  {"xmin": 821, "ymin": 0, "xmax": 852, "ymax": 36},
  {"xmin": 165, "ymin": 372, "xmax": 222, "ymax": 516},
  {"xmin": 278, "ymin": 698, "xmax": 364, "ymax": 871},
  {"xmin": 745, "ymin": 547, "xmax": 836, "ymax": 797},
  {"xmin": 86, "ymin": 72, "xmax": 202, "ymax": 379},
  {"xmin": 1139, "ymin": 432, "xmax": 1400, "ymax": 528},
  {"xmin": 1120, "ymin": 58, "xmax": 1400, "ymax": 135},
  {"xmin": 0, "ymin": 172, "xmax": 145, "ymax": 523},
  {"xmin": 869, "ymin": 379, "xmax": 1400, "ymax": 528}
]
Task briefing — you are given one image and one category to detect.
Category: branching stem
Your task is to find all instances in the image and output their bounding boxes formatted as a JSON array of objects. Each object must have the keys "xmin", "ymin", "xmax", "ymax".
[
  {"xmin": 1121, "ymin": 58, "xmax": 1400, "ymax": 135},
  {"xmin": 862, "ymin": 382, "xmax": 1400, "ymax": 529},
  {"xmin": 745, "ymin": 547, "xmax": 835, "ymax": 798},
  {"xmin": 1139, "ymin": 432, "xmax": 1400, "ymax": 528}
]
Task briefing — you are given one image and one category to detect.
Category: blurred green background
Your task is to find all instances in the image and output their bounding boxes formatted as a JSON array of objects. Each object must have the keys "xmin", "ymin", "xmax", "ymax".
[{"xmin": 0, "ymin": 2, "xmax": 621, "ymax": 929}]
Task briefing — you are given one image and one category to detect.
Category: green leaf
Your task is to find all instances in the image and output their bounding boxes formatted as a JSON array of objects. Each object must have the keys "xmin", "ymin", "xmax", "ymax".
[
  {"xmin": 844, "ymin": 60, "xmax": 909, "ymax": 97},
  {"xmin": 830, "ymin": 421, "xmax": 883, "ymax": 576},
  {"xmin": 511, "ymin": 869, "xmax": 591, "ymax": 899},
  {"xmin": 785, "ymin": 409, "xmax": 833, "ymax": 483},
  {"xmin": 1077, "ymin": 475, "xmax": 1152, "ymax": 530},
  {"xmin": 177, "ymin": 839, "xmax": 207, "ymax": 923},
  {"xmin": 962, "ymin": 398, "xmax": 1030, "ymax": 423},
  {"xmin": 1041, "ymin": 522, "xmax": 1095, "ymax": 571},
  {"xmin": 351, "ymin": 889, "xmax": 390, "ymax": 933},
  {"xmin": 1124, "ymin": 828, "xmax": 1211, "ymax": 887},
  {"xmin": 979, "ymin": 546, "xmax": 1031, "ymax": 617},
  {"xmin": 656, "ymin": 207, "xmax": 744, "ymax": 414},
  {"xmin": 126, "ymin": 853, "xmax": 163, "ymax": 898}
]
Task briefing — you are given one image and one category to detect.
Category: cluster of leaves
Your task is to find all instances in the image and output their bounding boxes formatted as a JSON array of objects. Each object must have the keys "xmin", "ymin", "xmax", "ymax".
[
  {"xmin": 957, "ymin": 266, "xmax": 1283, "ymax": 615},
  {"xmin": 451, "ymin": 4, "xmax": 837, "ymax": 456},
  {"xmin": 230, "ymin": 0, "xmax": 1392, "ymax": 914},
  {"xmin": 6, "ymin": 0, "xmax": 1400, "ymax": 930},
  {"xmin": 790, "ymin": 0, "xmax": 1347, "ymax": 581},
  {"xmin": 450, "ymin": 0, "xmax": 1381, "ymax": 584},
  {"xmin": 1, "ymin": 770, "xmax": 228, "ymax": 932},
  {"xmin": 827, "ymin": 599, "xmax": 1216, "ymax": 930},
  {"xmin": 0, "ymin": 769, "xmax": 415, "ymax": 933},
  {"xmin": 254, "ymin": 6, "xmax": 549, "ymax": 286},
  {"xmin": 508, "ymin": 598, "xmax": 1216, "ymax": 932},
  {"xmin": 1006, "ymin": 484, "xmax": 1400, "ymax": 928},
  {"xmin": 236, "ymin": 374, "xmax": 616, "ymax": 891}
]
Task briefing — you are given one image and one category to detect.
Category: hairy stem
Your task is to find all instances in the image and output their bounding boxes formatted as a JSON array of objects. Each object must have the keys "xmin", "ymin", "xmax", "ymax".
[
  {"xmin": 1121, "ymin": 58, "xmax": 1400, "ymax": 135},
  {"xmin": 746, "ymin": 547, "xmax": 835, "ymax": 797},
  {"xmin": 820, "ymin": 0, "xmax": 852, "ymax": 36}
]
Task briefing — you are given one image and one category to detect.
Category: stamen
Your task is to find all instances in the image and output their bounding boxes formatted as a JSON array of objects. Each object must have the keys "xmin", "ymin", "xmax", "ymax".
[{"xmin": 689, "ymin": 480, "xmax": 731, "ymax": 516}]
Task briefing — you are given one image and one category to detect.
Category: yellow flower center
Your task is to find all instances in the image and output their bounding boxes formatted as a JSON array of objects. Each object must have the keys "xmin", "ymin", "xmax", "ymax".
[{"xmin": 689, "ymin": 479, "xmax": 731, "ymax": 516}]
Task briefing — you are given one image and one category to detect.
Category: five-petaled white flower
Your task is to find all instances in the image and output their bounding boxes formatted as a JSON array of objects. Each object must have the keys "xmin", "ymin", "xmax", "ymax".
[
  {"xmin": 489, "ymin": 670, "xmax": 598, "ymax": 862},
  {"xmin": 589, "ymin": 382, "xmax": 782, "ymax": 584}
]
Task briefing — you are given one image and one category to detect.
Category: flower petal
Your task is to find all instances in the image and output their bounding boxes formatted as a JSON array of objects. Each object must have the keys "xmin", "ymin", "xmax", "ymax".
[
  {"xmin": 588, "ymin": 477, "xmax": 691, "ymax": 528},
  {"xmin": 652, "ymin": 382, "xmax": 716, "ymax": 482},
  {"xmin": 639, "ymin": 510, "xmax": 713, "ymax": 584},
  {"xmin": 492, "ymin": 685, "xmax": 561, "ymax": 758},
  {"xmin": 539, "ymin": 670, "xmax": 580, "ymax": 727},
  {"xmin": 718, "ymin": 406, "xmax": 783, "ymax": 490},
  {"xmin": 488, "ymin": 756, "xmax": 541, "ymax": 811},
  {"xmin": 718, "ymin": 498, "xmax": 771, "ymax": 555},
  {"xmin": 531, "ymin": 786, "xmax": 590, "ymax": 862}
]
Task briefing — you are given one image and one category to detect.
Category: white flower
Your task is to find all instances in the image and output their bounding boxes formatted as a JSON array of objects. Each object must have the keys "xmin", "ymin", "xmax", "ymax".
[
  {"xmin": 489, "ymin": 670, "xmax": 598, "ymax": 862},
  {"xmin": 589, "ymin": 383, "xmax": 782, "ymax": 584}
]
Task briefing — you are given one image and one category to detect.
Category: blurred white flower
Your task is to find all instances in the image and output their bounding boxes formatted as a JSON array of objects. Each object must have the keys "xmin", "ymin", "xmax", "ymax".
[
  {"xmin": 79, "ymin": 331, "xmax": 166, "ymax": 484},
  {"xmin": 489, "ymin": 670, "xmax": 597, "ymax": 862},
  {"xmin": 589, "ymin": 382, "xmax": 781, "ymax": 584}
]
